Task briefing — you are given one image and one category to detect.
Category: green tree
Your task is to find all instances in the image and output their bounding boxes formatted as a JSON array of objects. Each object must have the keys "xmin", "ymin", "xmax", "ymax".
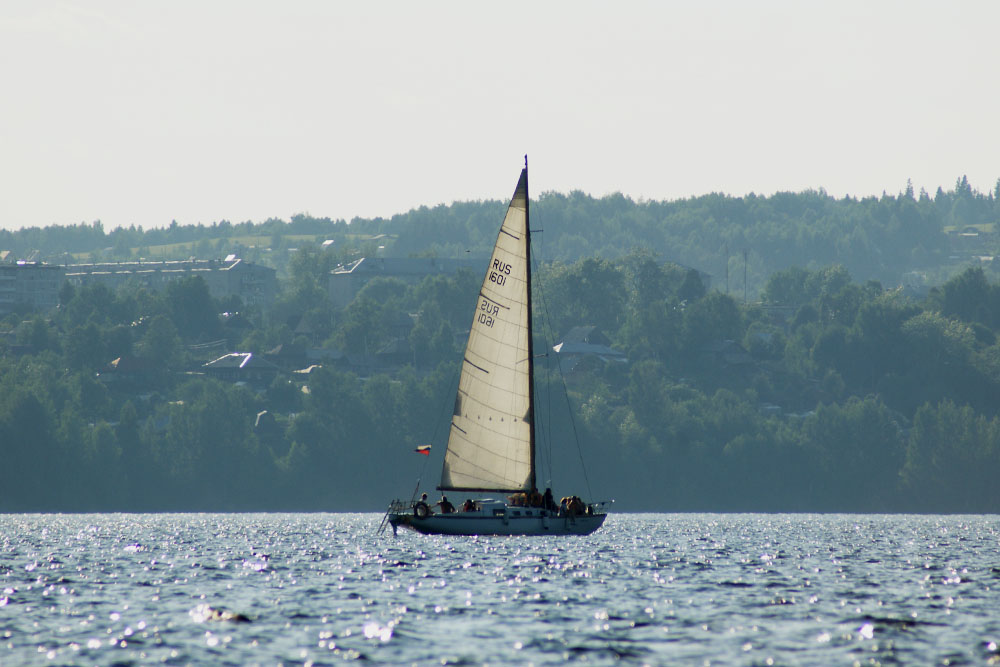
[
  {"xmin": 801, "ymin": 397, "xmax": 904, "ymax": 510},
  {"xmin": 763, "ymin": 266, "xmax": 811, "ymax": 306},
  {"xmin": 116, "ymin": 400, "xmax": 153, "ymax": 507},
  {"xmin": 680, "ymin": 292, "xmax": 743, "ymax": 357},
  {"xmin": 63, "ymin": 282, "xmax": 116, "ymax": 328},
  {"xmin": 541, "ymin": 258, "xmax": 627, "ymax": 336},
  {"xmin": 165, "ymin": 276, "xmax": 220, "ymax": 341},
  {"xmin": 677, "ymin": 268, "xmax": 707, "ymax": 303},
  {"xmin": 19, "ymin": 315, "xmax": 59, "ymax": 353},
  {"xmin": 64, "ymin": 323, "xmax": 105, "ymax": 371},
  {"xmin": 937, "ymin": 266, "xmax": 993, "ymax": 327},
  {"xmin": 137, "ymin": 314, "xmax": 183, "ymax": 372},
  {"xmin": 901, "ymin": 401, "xmax": 1000, "ymax": 511},
  {"xmin": 86, "ymin": 421, "xmax": 125, "ymax": 508},
  {"xmin": 0, "ymin": 390, "xmax": 60, "ymax": 510}
]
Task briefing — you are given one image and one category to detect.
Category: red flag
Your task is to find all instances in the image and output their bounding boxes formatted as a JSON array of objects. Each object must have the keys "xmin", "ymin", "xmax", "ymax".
[{"xmin": 414, "ymin": 445, "xmax": 431, "ymax": 456}]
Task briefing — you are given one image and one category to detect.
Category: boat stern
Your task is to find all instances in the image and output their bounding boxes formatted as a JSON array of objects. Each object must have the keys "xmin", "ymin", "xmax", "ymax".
[{"xmin": 381, "ymin": 499, "xmax": 419, "ymax": 536}]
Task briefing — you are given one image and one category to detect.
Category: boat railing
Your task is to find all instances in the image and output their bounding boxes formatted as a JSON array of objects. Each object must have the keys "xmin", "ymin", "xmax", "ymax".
[
  {"xmin": 377, "ymin": 499, "xmax": 418, "ymax": 536},
  {"xmin": 587, "ymin": 500, "xmax": 614, "ymax": 514},
  {"xmin": 387, "ymin": 499, "xmax": 416, "ymax": 513}
]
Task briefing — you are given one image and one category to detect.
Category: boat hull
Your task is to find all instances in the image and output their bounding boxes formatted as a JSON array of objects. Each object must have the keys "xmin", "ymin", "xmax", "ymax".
[{"xmin": 388, "ymin": 511, "xmax": 606, "ymax": 536}]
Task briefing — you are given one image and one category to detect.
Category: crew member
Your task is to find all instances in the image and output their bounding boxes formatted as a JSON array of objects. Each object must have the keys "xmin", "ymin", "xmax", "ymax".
[{"xmin": 438, "ymin": 495, "xmax": 455, "ymax": 514}]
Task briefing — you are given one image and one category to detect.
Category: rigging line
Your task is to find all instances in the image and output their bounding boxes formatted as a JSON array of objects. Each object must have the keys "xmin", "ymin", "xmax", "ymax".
[
  {"xmin": 531, "ymin": 242, "xmax": 594, "ymax": 502},
  {"xmin": 529, "ymin": 236, "xmax": 555, "ymax": 490},
  {"xmin": 409, "ymin": 354, "xmax": 463, "ymax": 503},
  {"xmin": 559, "ymin": 368, "xmax": 593, "ymax": 501}
]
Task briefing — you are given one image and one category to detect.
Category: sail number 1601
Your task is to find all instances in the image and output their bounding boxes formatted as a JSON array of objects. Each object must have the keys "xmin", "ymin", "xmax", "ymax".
[
  {"xmin": 488, "ymin": 259, "xmax": 512, "ymax": 287},
  {"xmin": 478, "ymin": 300, "xmax": 499, "ymax": 328}
]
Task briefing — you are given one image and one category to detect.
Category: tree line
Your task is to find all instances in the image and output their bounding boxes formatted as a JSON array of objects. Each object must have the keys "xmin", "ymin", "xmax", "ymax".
[
  {"xmin": 2, "ymin": 247, "xmax": 999, "ymax": 512},
  {"xmin": 4, "ymin": 175, "xmax": 1000, "ymax": 297}
]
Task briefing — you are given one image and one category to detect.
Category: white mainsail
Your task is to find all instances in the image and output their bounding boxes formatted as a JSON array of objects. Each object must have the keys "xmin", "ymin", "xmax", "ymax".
[{"xmin": 439, "ymin": 167, "xmax": 535, "ymax": 492}]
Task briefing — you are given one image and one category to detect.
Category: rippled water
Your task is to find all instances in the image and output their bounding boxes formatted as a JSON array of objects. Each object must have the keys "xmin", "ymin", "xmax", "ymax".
[{"xmin": 1, "ymin": 513, "xmax": 999, "ymax": 665}]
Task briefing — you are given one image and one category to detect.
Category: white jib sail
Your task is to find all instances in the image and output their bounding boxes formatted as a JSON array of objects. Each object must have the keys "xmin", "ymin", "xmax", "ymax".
[{"xmin": 440, "ymin": 168, "xmax": 533, "ymax": 491}]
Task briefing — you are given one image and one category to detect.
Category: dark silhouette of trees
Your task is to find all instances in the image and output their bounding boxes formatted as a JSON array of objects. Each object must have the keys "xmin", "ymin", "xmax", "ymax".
[{"xmin": 3, "ymin": 173, "xmax": 1000, "ymax": 512}]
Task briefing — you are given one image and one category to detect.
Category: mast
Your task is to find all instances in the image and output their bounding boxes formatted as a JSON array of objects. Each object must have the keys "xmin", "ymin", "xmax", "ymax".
[{"xmin": 524, "ymin": 154, "xmax": 536, "ymax": 492}]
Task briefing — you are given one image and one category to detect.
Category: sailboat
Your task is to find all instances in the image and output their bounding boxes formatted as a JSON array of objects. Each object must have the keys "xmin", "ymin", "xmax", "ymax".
[{"xmin": 385, "ymin": 158, "xmax": 609, "ymax": 536}]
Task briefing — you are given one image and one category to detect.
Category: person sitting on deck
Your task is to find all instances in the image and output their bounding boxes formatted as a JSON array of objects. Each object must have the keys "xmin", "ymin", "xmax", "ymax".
[
  {"xmin": 462, "ymin": 498, "xmax": 476, "ymax": 512},
  {"xmin": 437, "ymin": 495, "xmax": 455, "ymax": 514},
  {"xmin": 543, "ymin": 488, "xmax": 557, "ymax": 512},
  {"xmin": 529, "ymin": 488, "xmax": 543, "ymax": 508}
]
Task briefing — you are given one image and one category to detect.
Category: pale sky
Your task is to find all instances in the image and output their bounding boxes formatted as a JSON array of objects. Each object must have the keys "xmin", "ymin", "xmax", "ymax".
[{"xmin": 2, "ymin": 1, "xmax": 998, "ymax": 232}]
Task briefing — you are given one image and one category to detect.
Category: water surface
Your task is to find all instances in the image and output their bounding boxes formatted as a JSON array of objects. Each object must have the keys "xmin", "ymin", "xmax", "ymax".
[{"xmin": 2, "ymin": 513, "xmax": 998, "ymax": 664}]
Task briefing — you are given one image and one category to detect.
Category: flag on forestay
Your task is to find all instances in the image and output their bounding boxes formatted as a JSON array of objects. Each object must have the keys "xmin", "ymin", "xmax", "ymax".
[{"xmin": 414, "ymin": 445, "xmax": 431, "ymax": 456}]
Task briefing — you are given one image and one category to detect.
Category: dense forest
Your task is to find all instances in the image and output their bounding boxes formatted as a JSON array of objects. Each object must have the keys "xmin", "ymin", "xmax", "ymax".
[{"xmin": 2, "ymin": 178, "xmax": 1000, "ymax": 513}]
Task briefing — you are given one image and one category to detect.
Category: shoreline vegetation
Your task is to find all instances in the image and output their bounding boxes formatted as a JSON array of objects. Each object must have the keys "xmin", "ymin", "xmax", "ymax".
[{"xmin": 2, "ymin": 179, "xmax": 1000, "ymax": 513}]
